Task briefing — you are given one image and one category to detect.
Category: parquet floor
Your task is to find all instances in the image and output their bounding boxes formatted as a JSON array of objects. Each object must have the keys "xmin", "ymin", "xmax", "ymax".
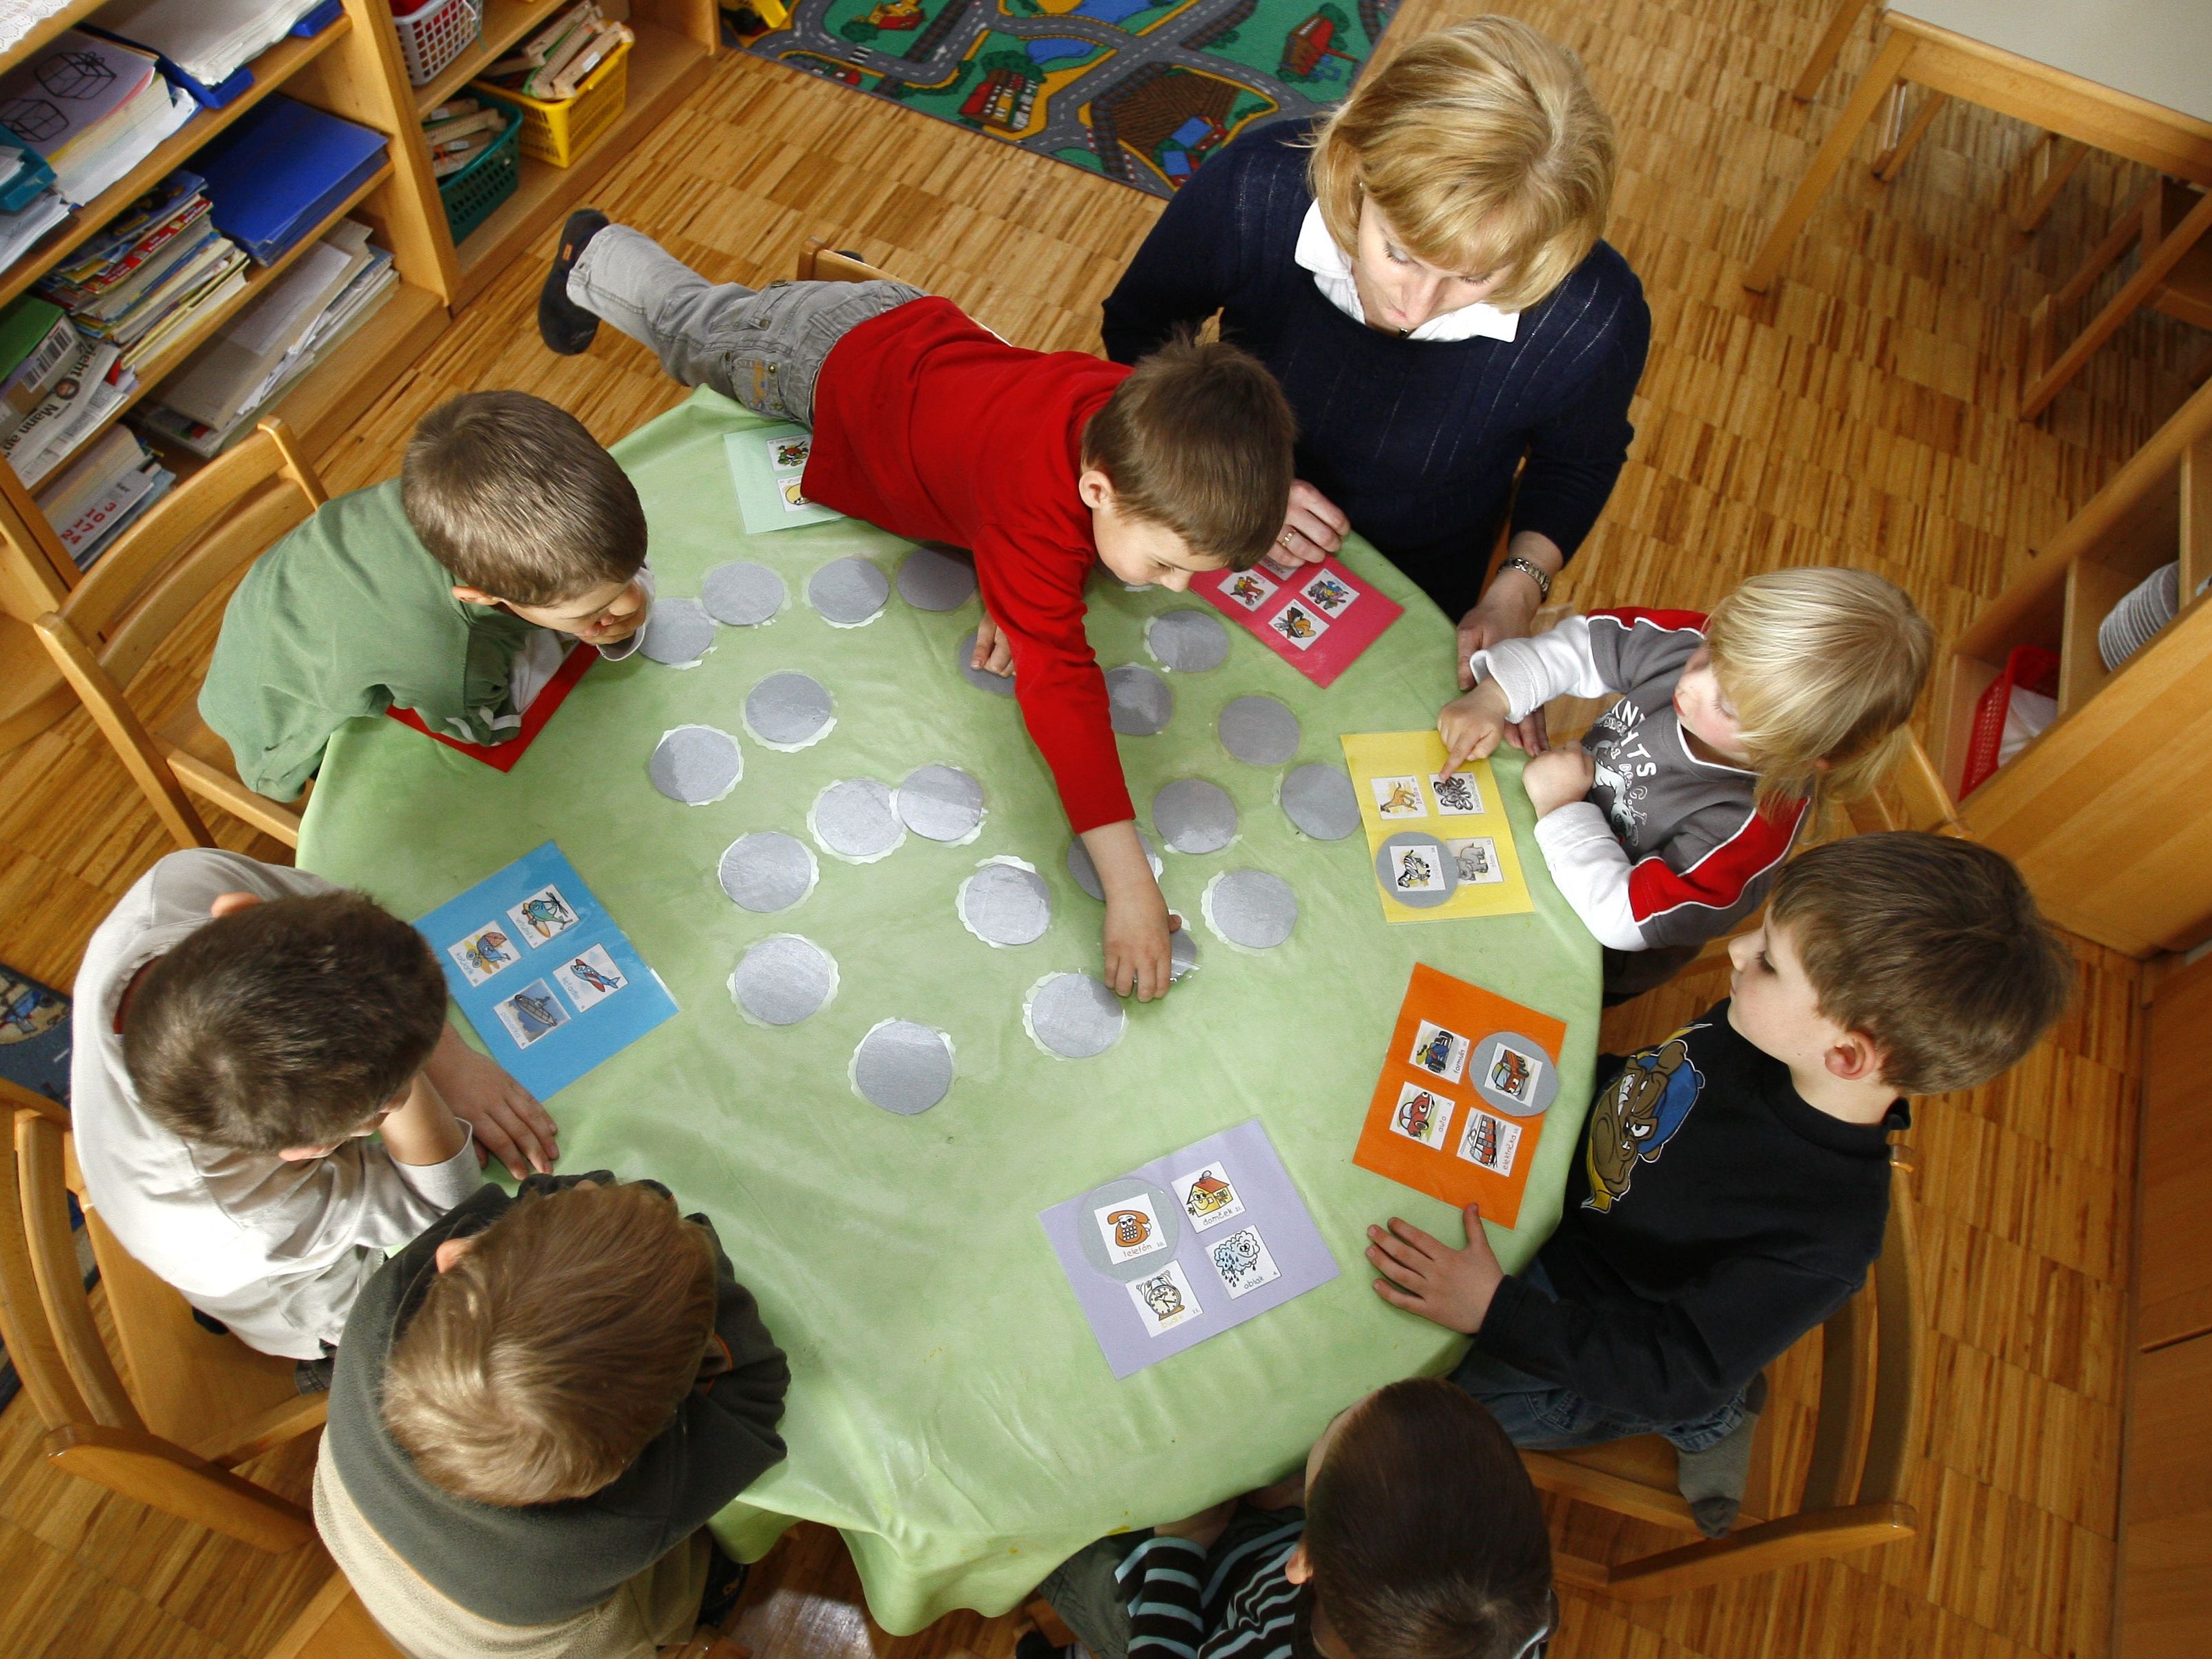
[{"xmin": 0, "ymin": 1, "xmax": 2192, "ymax": 1656}]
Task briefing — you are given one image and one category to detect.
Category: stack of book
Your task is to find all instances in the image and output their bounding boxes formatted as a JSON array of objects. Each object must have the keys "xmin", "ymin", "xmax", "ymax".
[
  {"xmin": 33, "ymin": 425, "xmax": 175, "ymax": 570},
  {"xmin": 37, "ymin": 171, "xmax": 249, "ymax": 378},
  {"xmin": 0, "ymin": 31, "xmax": 193, "ymax": 208},
  {"xmin": 93, "ymin": 0, "xmax": 333, "ymax": 98},
  {"xmin": 0, "ymin": 295, "xmax": 127, "ymax": 487},
  {"xmin": 138, "ymin": 217, "xmax": 394, "ymax": 458},
  {"xmin": 481, "ymin": 3, "xmax": 632, "ymax": 99},
  {"xmin": 0, "ymin": 134, "xmax": 67, "ymax": 276}
]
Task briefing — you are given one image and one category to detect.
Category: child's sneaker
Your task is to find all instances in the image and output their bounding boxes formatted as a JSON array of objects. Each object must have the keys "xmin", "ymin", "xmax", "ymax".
[{"xmin": 539, "ymin": 209, "xmax": 610, "ymax": 354}]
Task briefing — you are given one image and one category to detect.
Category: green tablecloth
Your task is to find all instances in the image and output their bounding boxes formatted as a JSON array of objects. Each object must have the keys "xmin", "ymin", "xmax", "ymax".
[{"xmin": 298, "ymin": 387, "xmax": 1601, "ymax": 1633}]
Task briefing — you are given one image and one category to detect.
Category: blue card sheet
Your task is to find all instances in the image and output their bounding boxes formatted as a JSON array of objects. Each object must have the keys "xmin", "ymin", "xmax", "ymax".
[{"xmin": 416, "ymin": 842, "xmax": 677, "ymax": 1100}]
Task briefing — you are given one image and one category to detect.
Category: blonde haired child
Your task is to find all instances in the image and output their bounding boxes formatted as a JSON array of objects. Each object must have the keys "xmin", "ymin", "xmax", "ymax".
[{"xmin": 1439, "ymin": 567, "xmax": 1932, "ymax": 993}]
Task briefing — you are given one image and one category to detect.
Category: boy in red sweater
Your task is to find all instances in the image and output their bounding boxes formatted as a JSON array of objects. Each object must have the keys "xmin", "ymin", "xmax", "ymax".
[{"xmin": 541, "ymin": 216, "xmax": 1298, "ymax": 999}]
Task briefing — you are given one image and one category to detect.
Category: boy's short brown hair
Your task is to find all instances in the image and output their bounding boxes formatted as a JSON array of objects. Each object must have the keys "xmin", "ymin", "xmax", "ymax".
[
  {"xmin": 1081, "ymin": 336, "xmax": 1296, "ymax": 570},
  {"xmin": 1769, "ymin": 833, "xmax": 2073, "ymax": 1096},
  {"xmin": 401, "ymin": 391, "xmax": 647, "ymax": 605},
  {"xmin": 1306, "ymin": 1379, "xmax": 1553, "ymax": 1659},
  {"xmin": 124, "ymin": 891, "xmax": 447, "ymax": 1152},
  {"xmin": 382, "ymin": 1181, "xmax": 718, "ymax": 1507}
]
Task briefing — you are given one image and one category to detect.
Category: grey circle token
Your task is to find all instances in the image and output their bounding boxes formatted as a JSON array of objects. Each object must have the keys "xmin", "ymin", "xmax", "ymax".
[
  {"xmin": 1027, "ymin": 972, "xmax": 1126, "ymax": 1059},
  {"xmin": 729, "ymin": 935, "xmax": 837, "ymax": 1027},
  {"xmin": 1473, "ymin": 1031, "xmax": 1562, "ymax": 1118},
  {"xmin": 812, "ymin": 777, "xmax": 904, "ymax": 861},
  {"xmin": 1281, "ymin": 763, "xmax": 1361, "ymax": 840},
  {"xmin": 1152, "ymin": 778, "xmax": 1238, "ymax": 854},
  {"xmin": 647, "ymin": 726, "xmax": 742, "ymax": 805},
  {"xmin": 1146, "ymin": 609, "xmax": 1228, "ymax": 672},
  {"xmin": 701, "ymin": 561, "xmax": 786, "ymax": 626},
  {"xmin": 718, "ymin": 832, "xmax": 816, "ymax": 913},
  {"xmin": 1375, "ymin": 831, "xmax": 1457, "ymax": 909},
  {"xmin": 1074, "ymin": 1175, "xmax": 1182, "ymax": 1283},
  {"xmin": 1066, "ymin": 831, "xmax": 1162, "ymax": 901},
  {"xmin": 639, "ymin": 598, "xmax": 715, "ymax": 666},
  {"xmin": 852, "ymin": 1020, "xmax": 955, "ymax": 1115},
  {"xmin": 1170, "ymin": 929, "xmax": 1199, "ymax": 981},
  {"xmin": 896, "ymin": 544, "xmax": 977, "ymax": 611},
  {"xmin": 1205, "ymin": 869, "xmax": 1298, "ymax": 949},
  {"xmin": 1219, "ymin": 696, "xmax": 1301, "ymax": 766},
  {"xmin": 957, "ymin": 629, "xmax": 1016, "ymax": 696},
  {"xmin": 897, "ymin": 764, "xmax": 984, "ymax": 842},
  {"xmin": 1105, "ymin": 664, "xmax": 1172, "ymax": 735},
  {"xmin": 808, "ymin": 557, "xmax": 891, "ymax": 625},
  {"xmin": 958, "ymin": 862, "xmax": 1052, "ymax": 947},
  {"xmin": 745, "ymin": 670, "xmax": 835, "ymax": 749}
]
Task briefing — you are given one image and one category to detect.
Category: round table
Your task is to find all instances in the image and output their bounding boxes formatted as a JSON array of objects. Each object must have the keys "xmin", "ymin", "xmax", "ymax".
[{"xmin": 298, "ymin": 387, "xmax": 1601, "ymax": 1633}]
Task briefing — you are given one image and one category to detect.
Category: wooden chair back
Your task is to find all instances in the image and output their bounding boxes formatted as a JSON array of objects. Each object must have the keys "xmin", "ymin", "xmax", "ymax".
[
  {"xmin": 32, "ymin": 418, "xmax": 327, "ymax": 851},
  {"xmin": 0, "ymin": 1086, "xmax": 327, "ymax": 1553},
  {"xmin": 2026, "ymin": 176, "xmax": 2212, "ymax": 416},
  {"xmin": 1522, "ymin": 1150, "xmax": 1921, "ymax": 1600},
  {"xmin": 797, "ymin": 240, "xmax": 900, "ymax": 284}
]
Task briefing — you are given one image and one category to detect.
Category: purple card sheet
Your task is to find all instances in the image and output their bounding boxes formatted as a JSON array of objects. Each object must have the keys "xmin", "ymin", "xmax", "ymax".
[{"xmin": 1040, "ymin": 1118, "xmax": 1339, "ymax": 1379}]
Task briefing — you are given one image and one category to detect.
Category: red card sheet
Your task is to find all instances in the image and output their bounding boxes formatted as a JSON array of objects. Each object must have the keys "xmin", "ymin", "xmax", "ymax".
[
  {"xmin": 385, "ymin": 643, "xmax": 599, "ymax": 772},
  {"xmin": 1353, "ymin": 964, "xmax": 1569, "ymax": 1228},
  {"xmin": 1191, "ymin": 553, "xmax": 1403, "ymax": 688}
]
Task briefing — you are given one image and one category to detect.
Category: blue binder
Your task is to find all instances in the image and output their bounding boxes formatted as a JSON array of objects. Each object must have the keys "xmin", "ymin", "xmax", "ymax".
[{"xmin": 190, "ymin": 95, "xmax": 387, "ymax": 265}]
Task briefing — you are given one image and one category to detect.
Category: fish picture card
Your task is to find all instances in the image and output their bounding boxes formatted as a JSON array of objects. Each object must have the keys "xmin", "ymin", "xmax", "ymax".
[
  {"xmin": 1354, "ymin": 964, "xmax": 1569, "ymax": 1228},
  {"xmin": 1339, "ymin": 731, "xmax": 1534, "ymax": 922},
  {"xmin": 1191, "ymin": 552, "xmax": 1403, "ymax": 688},
  {"xmin": 1041, "ymin": 1118, "xmax": 1338, "ymax": 1379},
  {"xmin": 726, "ymin": 423, "xmax": 846, "ymax": 534},
  {"xmin": 416, "ymin": 842, "xmax": 679, "ymax": 1100},
  {"xmin": 385, "ymin": 642, "xmax": 599, "ymax": 772}
]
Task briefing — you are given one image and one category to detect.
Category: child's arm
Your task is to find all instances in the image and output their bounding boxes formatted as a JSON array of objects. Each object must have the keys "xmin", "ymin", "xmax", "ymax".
[
  {"xmin": 1084, "ymin": 821, "xmax": 1180, "ymax": 1002},
  {"xmin": 1537, "ymin": 791, "xmax": 1804, "ymax": 954},
  {"xmin": 1438, "ymin": 616, "xmax": 1616, "ymax": 772},
  {"xmin": 420, "ymin": 1024, "xmax": 559, "ymax": 1177}
]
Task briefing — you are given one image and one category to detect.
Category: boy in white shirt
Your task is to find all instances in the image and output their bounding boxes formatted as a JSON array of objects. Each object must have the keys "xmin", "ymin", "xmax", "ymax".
[{"xmin": 70, "ymin": 850, "xmax": 558, "ymax": 1375}]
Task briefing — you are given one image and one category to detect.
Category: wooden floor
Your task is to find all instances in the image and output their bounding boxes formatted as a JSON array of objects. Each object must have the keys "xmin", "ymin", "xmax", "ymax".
[{"xmin": 0, "ymin": 0, "xmax": 2192, "ymax": 1654}]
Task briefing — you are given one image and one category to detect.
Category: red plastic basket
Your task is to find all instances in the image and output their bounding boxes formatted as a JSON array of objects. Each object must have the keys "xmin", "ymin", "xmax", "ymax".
[{"xmin": 1959, "ymin": 645, "xmax": 2060, "ymax": 797}]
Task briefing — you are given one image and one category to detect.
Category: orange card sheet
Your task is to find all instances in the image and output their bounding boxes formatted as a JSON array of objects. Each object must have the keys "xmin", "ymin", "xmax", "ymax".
[{"xmin": 1353, "ymin": 963, "xmax": 1571, "ymax": 1228}]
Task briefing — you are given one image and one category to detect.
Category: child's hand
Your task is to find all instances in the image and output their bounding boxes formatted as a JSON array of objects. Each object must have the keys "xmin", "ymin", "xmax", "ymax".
[
  {"xmin": 1438, "ymin": 681, "xmax": 1512, "ymax": 773},
  {"xmin": 1103, "ymin": 891, "xmax": 1181, "ymax": 1002},
  {"xmin": 1521, "ymin": 743, "xmax": 1595, "ymax": 817},
  {"xmin": 971, "ymin": 613, "xmax": 1013, "ymax": 677},
  {"xmin": 582, "ymin": 612, "xmax": 642, "ymax": 646},
  {"xmin": 1366, "ymin": 1205, "xmax": 1505, "ymax": 1334},
  {"xmin": 1154, "ymin": 1499, "xmax": 1236, "ymax": 1550},
  {"xmin": 424, "ymin": 1027, "xmax": 559, "ymax": 1178}
]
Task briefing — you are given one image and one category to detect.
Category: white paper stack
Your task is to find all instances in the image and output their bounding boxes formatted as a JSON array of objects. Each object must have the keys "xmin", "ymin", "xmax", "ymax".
[
  {"xmin": 94, "ymin": 0, "xmax": 330, "ymax": 92},
  {"xmin": 0, "ymin": 31, "xmax": 193, "ymax": 206},
  {"xmin": 33, "ymin": 423, "xmax": 173, "ymax": 568},
  {"xmin": 1, "ymin": 325, "xmax": 130, "ymax": 486}
]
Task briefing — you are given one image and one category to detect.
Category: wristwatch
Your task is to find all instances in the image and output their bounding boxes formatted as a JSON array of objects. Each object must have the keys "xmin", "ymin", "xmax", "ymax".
[{"xmin": 1495, "ymin": 554, "xmax": 1553, "ymax": 603}]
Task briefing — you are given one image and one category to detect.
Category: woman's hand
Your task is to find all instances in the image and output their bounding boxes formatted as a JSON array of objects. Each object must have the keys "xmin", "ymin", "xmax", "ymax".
[
  {"xmin": 1275, "ymin": 480, "xmax": 1348, "ymax": 565},
  {"xmin": 1455, "ymin": 533, "xmax": 1563, "ymax": 753}
]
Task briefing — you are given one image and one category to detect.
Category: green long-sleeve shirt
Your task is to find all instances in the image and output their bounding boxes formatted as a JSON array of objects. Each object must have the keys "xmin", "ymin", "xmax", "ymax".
[{"xmin": 200, "ymin": 480, "xmax": 536, "ymax": 802}]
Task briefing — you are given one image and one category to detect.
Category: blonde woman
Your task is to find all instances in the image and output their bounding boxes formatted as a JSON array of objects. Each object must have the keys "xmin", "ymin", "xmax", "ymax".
[{"xmin": 1102, "ymin": 17, "xmax": 1647, "ymax": 746}]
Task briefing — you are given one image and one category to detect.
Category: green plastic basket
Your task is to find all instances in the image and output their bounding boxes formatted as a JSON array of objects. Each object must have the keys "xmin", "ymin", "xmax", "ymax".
[{"xmin": 437, "ymin": 96, "xmax": 522, "ymax": 246}]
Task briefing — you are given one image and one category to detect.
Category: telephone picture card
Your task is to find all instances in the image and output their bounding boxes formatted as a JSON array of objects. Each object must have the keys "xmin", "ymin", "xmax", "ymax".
[
  {"xmin": 417, "ymin": 842, "xmax": 678, "ymax": 1099},
  {"xmin": 1191, "ymin": 552, "xmax": 1402, "ymax": 688}
]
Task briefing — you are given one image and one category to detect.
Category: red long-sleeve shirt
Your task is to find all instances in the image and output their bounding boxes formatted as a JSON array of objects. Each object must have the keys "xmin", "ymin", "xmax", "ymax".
[{"xmin": 805, "ymin": 298, "xmax": 1135, "ymax": 833}]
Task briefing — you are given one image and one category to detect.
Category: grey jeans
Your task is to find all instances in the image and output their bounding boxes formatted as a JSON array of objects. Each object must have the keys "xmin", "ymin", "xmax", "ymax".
[{"xmin": 567, "ymin": 224, "xmax": 925, "ymax": 425}]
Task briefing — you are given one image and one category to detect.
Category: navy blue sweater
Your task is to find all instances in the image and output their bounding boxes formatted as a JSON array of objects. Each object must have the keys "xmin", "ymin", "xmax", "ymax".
[{"xmin": 1101, "ymin": 119, "xmax": 1650, "ymax": 620}]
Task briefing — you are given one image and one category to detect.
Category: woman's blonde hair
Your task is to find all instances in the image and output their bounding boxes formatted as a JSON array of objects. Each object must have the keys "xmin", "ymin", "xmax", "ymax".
[
  {"xmin": 1307, "ymin": 17, "xmax": 1616, "ymax": 314},
  {"xmin": 1704, "ymin": 567, "xmax": 1934, "ymax": 809}
]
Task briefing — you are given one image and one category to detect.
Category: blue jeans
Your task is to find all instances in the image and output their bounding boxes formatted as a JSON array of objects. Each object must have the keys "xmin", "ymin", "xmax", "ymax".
[{"xmin": 1450, "ymin": 1263, "xmax": 1749, "ymax": 1453}]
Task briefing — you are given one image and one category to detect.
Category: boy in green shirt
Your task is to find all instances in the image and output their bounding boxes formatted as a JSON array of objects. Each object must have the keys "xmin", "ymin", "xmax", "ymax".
[{"xmin": 203, "ymin": 391, "xmax": 652, "ymax": 801}]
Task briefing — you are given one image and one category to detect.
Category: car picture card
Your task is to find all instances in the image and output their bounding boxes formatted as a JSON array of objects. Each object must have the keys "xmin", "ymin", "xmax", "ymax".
[
  {"xmin": 416, "ymin": 842, "xmax": 678, "ymax": 1099},
  {"xmin": 1190, "ymin": 551, "xmax": 1402, "ymax": 688},
  {"xmin": 1040, "ymin": 1118, "xmax": 1339, "ymax": 1379},
  {"xmin": 1339, "ymin": 730, "xmax": 1535, "ymax": 922},
  {"xmin": 1353, "ymin": 963, "xmax": 1568, "ymax": 1228}
]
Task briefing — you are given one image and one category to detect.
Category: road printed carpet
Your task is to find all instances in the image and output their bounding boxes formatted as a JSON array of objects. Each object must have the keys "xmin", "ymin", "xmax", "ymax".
[{"xmin": 746, "ymin": 0, "xmax": 1401, "ymax": 198}]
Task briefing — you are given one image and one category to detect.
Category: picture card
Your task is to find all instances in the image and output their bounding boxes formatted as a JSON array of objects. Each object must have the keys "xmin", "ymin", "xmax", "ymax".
[
  {"xmin": 1339, "ymin": 731, "xmax": 1534, "ymax": 922},
  {"xmin": 1040, "ymin": 1118, "xmax": 1338, "ymax": 1379},
  {"xmin": 1448, "ymin": 837, "xmax": 1504, "ymax": 884},
  {"xmin": 1429, "ymin": 772, "xmax": 1484, "ymax": 815},
  {"xmin": 1095, "ymin": 1192, "xmax": 1170, "ymax": 1264},
  {"xmin": 417, "ymin": 842, "xmax": 679, "ymax": 1100},
  {"xmin": 1353, "ymin": 964, "xmax": 1569, "ymax": 1227},
  {"xmin": 726, "ymin": 423, "xmax": 845, "ymax": 534},
  {"xmin": 1190, "ymin": 552, "xmax": 1403, "ymax": 688}
]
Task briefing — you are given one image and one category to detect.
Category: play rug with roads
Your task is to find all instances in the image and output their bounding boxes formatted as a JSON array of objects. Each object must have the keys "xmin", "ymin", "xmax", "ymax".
[{"xmin": 745, "ymin": 0, "xmax": 1401, "ymax": 198}]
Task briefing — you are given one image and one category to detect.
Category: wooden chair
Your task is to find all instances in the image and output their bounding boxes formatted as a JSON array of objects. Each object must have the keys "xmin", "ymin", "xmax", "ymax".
[
  {"xmin": 797, "ymin": 240, "xmax": 900, "ymax": 284},
  {"xmin": 1791, "ymin": 0, "xmax": 1875, "ymax": 102},
  {"xmin": 1522, "ymin": 1148, "xmax": 1921, "ymax": 1600},
  {"xmin": 32, "ymin": 418, "xmax": 329, "ymax": 852},
  {"xmin": 0, "ymin": 1080, "xmax": 327, "ymax": 1553},
  {"xmin": 2024, "ymin": 175, "xmax": 2212, "ymax": 418}
]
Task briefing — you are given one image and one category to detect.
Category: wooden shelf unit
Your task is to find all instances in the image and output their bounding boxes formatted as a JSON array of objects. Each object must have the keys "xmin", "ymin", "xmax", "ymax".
[
  {"xmin": 412, "ymin": 0, "xmax": 568, "ymax": 119},
  {"xmin": 1937, "ymin": 377, "xmax": 2212, "ymax": 957}
]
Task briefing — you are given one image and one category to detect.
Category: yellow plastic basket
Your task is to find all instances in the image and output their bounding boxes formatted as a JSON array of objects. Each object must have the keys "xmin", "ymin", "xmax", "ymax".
[{"xmin": 470, "ymin": 34, "xmax": 629, "ymax": 168}]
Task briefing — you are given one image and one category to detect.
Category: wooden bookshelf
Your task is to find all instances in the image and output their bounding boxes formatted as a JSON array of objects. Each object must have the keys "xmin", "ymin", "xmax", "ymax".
[
  {"xmin": 1936, "ymin": 376, "xmax": 2212, "ymax": 958},
  {"xmin": 412, "ymin": 0, "xmax": 567, "ymax": 119}
]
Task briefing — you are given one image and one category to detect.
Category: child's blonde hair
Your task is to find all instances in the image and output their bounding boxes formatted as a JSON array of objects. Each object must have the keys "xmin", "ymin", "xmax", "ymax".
[
  {"xmin": 1704, "ymin": 567, "xmax": 1933, "ymax": 808},
  {"xmin": 1307, "ymin": 17, "xmax": 1616, "ymax": 314}
]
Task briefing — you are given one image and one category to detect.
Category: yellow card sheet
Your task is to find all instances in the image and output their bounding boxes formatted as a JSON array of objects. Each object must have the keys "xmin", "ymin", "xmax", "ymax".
[{"xmin": 1339, "ymin": 731, "xmax": 1535, "ymax": 922}]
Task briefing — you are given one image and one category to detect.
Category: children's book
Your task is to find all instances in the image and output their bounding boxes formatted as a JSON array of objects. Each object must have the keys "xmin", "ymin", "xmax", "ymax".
[
  {"xmin": 1040, "ymin": 1118, "xmax": 1339, "ymax": 1379},
  {"xmin": 385, "ymin": 643, "xmax": 598, "ymax": 772},
  {"xmin": 1353, "ymin": 964, "xmax": 1568, "ymax": 1228},
  {"xmin": 0, "ymin": 962, "xmax": 70, "ymax": 1105},
  {"xmin": 1190, "ymin": 550, "xmax": 1402, "ymax": 688},
  {"xmin": 725, "ymin": 424, "xmax": 842, "ymax": 535},
  {"xmin": 1339, "ymin": 730, "xmax": 1535, "ymax": 922},
  {"xmin": 416, "ymin": 842, "xmax": 677, "ymax": 1098}
]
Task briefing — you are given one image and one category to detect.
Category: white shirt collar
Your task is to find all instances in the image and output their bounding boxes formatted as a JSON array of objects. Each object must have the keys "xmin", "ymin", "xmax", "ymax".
[{"xmin": 1293, "ymin": 202, "xmax": 1520, "ymax": 344}]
